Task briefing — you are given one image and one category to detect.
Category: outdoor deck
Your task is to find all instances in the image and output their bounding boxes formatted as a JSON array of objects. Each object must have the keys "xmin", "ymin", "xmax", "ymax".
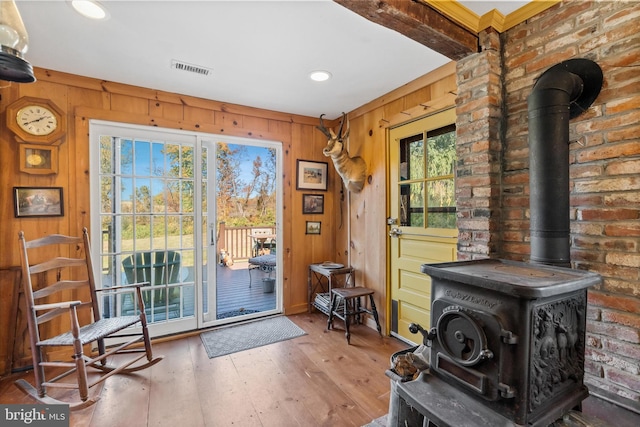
[
  {"xmin": 116, "ymin": 260, "xmax": 277, "ymax": 323},
  {"xmin": 214, "ymin": 260, "xmax": 277, "ymax": 318}
]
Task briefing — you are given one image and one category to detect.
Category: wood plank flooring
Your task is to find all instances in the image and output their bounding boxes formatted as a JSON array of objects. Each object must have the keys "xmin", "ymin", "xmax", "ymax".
[{"xmin": 0, "ymin": 312, "xmax": 406, "ymax": 427}]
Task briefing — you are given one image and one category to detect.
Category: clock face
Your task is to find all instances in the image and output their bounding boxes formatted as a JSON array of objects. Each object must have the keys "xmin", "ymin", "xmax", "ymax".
[{"xmin": 16, "ymin": 105, "xmax": 59, "ymax": 136}]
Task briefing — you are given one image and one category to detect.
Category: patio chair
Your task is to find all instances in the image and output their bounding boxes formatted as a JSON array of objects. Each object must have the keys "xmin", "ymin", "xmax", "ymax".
[
  {"xmin": 121, "ymin": 251, "xmax": 181, "ymax": 319},
  {"xmin": 16, "ymin": 228, "xmax": 163, "ymax": 410}
]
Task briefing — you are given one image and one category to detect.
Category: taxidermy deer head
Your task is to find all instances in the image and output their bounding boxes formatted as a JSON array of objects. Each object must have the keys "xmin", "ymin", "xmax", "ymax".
[{"xmin": 316, "ymin": 112, "xmax": 367, "ymax": 193}]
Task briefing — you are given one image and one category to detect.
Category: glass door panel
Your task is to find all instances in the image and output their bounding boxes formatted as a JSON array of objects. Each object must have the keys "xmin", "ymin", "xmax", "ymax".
[
  {"xmin": 91, "ymin": 122, "xmax": 198, "ymax": 336},
  {"xmin": 199, "ymin": 139, "xmax": 282, "ymax": 329},
  {"xmin": 91, "ymin": 122, "xmax": 283, "ymax": 335}
]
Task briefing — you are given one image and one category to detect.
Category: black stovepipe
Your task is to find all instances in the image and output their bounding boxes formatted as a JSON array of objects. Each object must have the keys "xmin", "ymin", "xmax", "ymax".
[{"xmin": 527, "ymin": 59, "xmax": 602, "ymax": 267}]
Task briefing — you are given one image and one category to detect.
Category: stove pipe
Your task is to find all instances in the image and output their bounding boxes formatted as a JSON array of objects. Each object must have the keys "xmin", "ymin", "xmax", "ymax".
[{"xmin": 528, "ymin": 59, "xmax": 603, "ymax": 267}]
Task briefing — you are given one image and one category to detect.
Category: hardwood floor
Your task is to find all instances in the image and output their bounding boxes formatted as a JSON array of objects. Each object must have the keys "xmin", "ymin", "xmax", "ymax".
[
  {"xmin": 5, "ymin": 312, "xmax": 637, "ymax": 427},
  {"xmin": 0, "ymin": 313, "xmax": 406, "ymax": 427}
]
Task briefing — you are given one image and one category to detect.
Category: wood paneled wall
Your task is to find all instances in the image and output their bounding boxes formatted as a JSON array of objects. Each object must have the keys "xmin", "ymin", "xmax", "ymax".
[
  {"xmin": 0, "ymin": 62, "xmax": 456, "ymax": 375},
  {"xmin": 0, "ymin": 68, "xmax": 334, "ymax": 374},
  {"xmin": 330, "ymin": 62, "xmax": 457, "ymax": 336}
]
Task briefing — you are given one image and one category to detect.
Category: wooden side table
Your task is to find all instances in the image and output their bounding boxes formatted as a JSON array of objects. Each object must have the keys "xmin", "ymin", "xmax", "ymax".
[{"xmin": 308, "ymin": 263, "xmax": 354, "ymax": 314}]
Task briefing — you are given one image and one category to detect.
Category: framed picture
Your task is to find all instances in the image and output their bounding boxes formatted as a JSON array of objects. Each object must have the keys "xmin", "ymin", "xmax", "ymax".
[
  {"xmin": 19, "ymin": 144, "xmax": 59, "ymax": 175},
  {"xmin": 14, "ymin": 187, "xmax": 64, "ymax": 218},
  {"xmin": 302, "ymin": 194, "xmax": 324, "ymax": 214},
  {"xmin": 306, "ymin": 221, "xmax": 321, "ymax": 235},
  {"xmin": 297, "ymin": 160, "xmax": 328, "ymax": 191}
]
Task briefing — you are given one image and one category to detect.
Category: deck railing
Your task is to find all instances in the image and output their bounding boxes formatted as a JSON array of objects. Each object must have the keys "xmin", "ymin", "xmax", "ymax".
[{"xmin": 216, "ymin": 222, "xmax": 276, "ymax": 261}]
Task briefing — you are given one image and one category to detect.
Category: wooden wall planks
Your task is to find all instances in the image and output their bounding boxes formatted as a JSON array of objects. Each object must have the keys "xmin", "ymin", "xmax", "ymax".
[{"xmin": 0, "ymin": 62, "xmax": 456, "ymax": 376}]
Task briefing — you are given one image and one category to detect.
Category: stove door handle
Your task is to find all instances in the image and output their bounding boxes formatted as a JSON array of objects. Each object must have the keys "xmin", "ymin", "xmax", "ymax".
[{"xmin": 498, "ymin": 382, "xmax": 516, "ymax": 399}]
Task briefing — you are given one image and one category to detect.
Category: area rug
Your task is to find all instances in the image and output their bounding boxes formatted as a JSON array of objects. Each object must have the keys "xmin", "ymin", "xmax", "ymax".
[{"xmin": 200, "ymin": 316, "xmax": 306, "ymax": 358}]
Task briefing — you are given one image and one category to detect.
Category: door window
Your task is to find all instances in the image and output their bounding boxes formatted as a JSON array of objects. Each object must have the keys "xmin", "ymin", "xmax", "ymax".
[{"xmin": 398, "ymin": 124, "xmax": 456, "ymax": 229}]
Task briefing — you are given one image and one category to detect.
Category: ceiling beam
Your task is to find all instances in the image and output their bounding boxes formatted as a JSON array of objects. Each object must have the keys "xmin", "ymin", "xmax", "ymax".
[{"xmin": 334, "ymin": 0, "xmax": 478, "ymax": 61}]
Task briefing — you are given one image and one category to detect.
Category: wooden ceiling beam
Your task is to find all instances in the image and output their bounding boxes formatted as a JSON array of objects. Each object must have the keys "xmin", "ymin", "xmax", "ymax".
[{"xmin": 334, "ymin": 0, "xmax": 478, "ymax": 61}]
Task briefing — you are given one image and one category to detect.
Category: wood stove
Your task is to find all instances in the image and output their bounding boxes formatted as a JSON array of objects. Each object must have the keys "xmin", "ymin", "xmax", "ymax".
[{"xmin": 395, "ymin": 259, "xmax": 601, "ymax": 426}]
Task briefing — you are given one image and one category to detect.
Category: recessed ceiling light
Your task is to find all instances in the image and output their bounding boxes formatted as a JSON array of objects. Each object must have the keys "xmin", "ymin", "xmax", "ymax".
[
  {"xmin": 309, "ymin": 70, "xmax": 332, "ymax": 82},
  {"xmin": 70, "ymin": 1, "xmax": 109, "ymax": 20}
]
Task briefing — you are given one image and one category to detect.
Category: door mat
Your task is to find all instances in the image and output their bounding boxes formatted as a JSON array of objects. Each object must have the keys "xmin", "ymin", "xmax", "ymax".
[{"xmin": 200, "ymin": 316, "xmax": 306, "ymax": 358}]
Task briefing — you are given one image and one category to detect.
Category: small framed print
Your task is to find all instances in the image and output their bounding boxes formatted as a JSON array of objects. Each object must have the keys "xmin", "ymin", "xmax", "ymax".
[
  {"xmin": 14, "ymin": 187, "xmax": 64, "ymax": 218},
  {"xmin": 297, "ymin": 160, "xmax": 328, "ymax": 191},
  {"xmin": 306, "ymin": 221, "xmax": 321, "ymax": 235},
  {"xmin": 302, "ymin": 194, "xmax": 324, "ymax": 214},
  {"xmin": 19, "ymin": 144, "xmax": 58, "ymax": 175}
]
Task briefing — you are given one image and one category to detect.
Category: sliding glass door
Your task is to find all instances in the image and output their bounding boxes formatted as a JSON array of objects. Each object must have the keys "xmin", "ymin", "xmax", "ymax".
[
  {"xmin": 90, "ymin": 121, "xmax": 281, "ymax": 337},
  {"xmin": 199, "ymin": 139, "xmax": 282, "ymax": 328}
]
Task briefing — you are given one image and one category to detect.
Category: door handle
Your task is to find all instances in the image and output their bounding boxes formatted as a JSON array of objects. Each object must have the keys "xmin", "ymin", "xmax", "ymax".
[{"xmin": 389, "ymin": 227, "xmax": 403, "ymax": 237}]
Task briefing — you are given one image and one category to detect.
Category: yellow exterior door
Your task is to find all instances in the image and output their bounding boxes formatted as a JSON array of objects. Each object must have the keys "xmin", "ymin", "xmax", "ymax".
[{"xmin": 388, "ymin": 108, "xmax": 458, "ymax": 344}]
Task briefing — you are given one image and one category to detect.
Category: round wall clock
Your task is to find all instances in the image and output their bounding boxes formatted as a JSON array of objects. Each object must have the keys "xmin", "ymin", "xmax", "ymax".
[
  {"xmin": 17, "ymin": 104, "xmax": 59, "ymax": 136},
  {"xmin": 6, "ymin": 97, "xmax": 66, "ymax": 144}
]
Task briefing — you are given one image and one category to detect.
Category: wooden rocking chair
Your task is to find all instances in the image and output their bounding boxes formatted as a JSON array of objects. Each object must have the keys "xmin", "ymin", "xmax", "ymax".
[{"xmin": 16, "ymin": 228, "xmax": 163, "ymax": 410}]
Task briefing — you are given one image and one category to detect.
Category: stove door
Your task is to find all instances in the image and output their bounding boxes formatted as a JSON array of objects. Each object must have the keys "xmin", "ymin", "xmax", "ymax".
[{"xmin": 431, "ymin": 300, "xmax": 516, "ymax": 401}]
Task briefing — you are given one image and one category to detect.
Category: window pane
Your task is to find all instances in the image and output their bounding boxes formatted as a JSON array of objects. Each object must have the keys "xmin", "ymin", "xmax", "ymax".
[
  {"xmin": 121, "ymin": 178, "xmax": 133, "ymax": 213},
  {"xmin": 399, "ymin": 134, "xmax": 424, "ymax": 181},
  {"xmin": 120, "ymin": 139, "xmax": 133, "ymax": 175},
  {"xmin": 427, "ymin": 179, "xmax": 456, "ymax": 229},
  {"xmin": 134, "ymin": 140, "xmax": 151, "ymax": 176},
  {"xmin": 100, "ymin": 137, "xmax": 113, "ymax": 174},
  {"xmin": 135, "ymin": 215, "xmax": 151, "ymax": 250},
  {"xmin": 166, "ymin": 180, "xmax": 180, "ymax": 212},
  {"xmin": 427, "ymin": 125, "xmax": 456, "ymax": 178},
  {"xmin": 152, "ymin": 216, "xmax": 166, "ymax": 250},
  {"xmin": 166, "ymin": 144, "xmax": 181, "ymax": 177},
  {"xmin": 135, "ymin": 178, "xmax": 151, "ymax": 213},
  {"xmin": 182, "ymin": 146, "xmax": 194, "ymax": 178},
  {"xmin": 100, "ymin": 177, "xmax": 113, "ymax": 213},
  {"xmin": 399, "ymin": 183, "xmax": 424, "ymax": 227},
  {"xmin": 151, "ymin": 179, "xmax": 165, "ymax": 212},
  {"xmin": 182, "ymin": 180, "xmax": 194, "ymax": 213},
  {"xmin": 152, "ymin": 142, "xmax": 165, "ymax": 177}
]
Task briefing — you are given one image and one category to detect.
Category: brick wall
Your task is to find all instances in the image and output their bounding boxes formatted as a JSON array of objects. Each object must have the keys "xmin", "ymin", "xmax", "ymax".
[{"xmin": 456, "ymin": 0, "xmax": 640, "ymax": 407}]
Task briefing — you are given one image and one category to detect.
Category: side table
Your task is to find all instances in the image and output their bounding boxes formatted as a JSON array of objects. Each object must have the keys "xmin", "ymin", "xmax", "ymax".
[{"xmin": 308, "ymin": 263, "xmax": 354, "ymax": 314}]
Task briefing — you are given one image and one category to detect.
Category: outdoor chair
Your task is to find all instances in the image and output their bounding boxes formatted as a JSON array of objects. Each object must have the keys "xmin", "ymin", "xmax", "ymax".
[
  {"xmin": 16, "ymin": 228, "xmax": 163, "ymax": 410},
  {"xmin": 121, "ymin": 251, "xmax": 182, "ymax": 320}
]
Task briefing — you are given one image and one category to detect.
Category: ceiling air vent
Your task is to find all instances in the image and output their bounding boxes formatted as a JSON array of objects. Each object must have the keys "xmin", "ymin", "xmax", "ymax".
[{"xmin": 171, "ymin": 60, "xmax": 212, "ymax": 76}]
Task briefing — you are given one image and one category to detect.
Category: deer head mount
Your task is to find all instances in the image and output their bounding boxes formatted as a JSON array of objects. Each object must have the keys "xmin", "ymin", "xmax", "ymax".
[{"xmin": 316, "ymin": 112, "xmax": 367, "ymax": 193}]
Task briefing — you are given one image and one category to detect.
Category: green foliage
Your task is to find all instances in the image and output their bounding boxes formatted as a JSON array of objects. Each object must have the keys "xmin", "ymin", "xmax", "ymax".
[{"xmin": 216, "ymin": 143, "xmax": 276, "ymax": 227}]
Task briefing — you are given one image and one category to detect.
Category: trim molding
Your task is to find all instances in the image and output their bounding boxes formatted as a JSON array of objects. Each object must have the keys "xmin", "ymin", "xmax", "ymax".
[{"xmin": 423, "ymin": 0, "xmax": 560, "ymax": 33}]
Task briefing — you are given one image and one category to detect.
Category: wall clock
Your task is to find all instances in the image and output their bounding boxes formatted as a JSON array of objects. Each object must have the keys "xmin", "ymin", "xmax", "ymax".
[{"xmin": 6, "ymin": 97, "xmax": 66, "ymax": 144}]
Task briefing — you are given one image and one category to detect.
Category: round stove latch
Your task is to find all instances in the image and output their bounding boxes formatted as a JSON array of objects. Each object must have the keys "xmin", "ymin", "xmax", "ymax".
[{"xmin": 436, "ymin": 306, "xmax": 493, "ymax": 366}]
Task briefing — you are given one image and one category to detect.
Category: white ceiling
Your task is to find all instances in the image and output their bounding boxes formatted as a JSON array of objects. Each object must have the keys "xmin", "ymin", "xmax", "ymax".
[{"xmin": 16, "ymin": 0, "xmax": 529, "ymax": 120}]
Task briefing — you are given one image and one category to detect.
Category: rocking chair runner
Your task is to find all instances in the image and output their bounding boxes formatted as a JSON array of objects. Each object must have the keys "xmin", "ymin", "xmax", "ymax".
[{"xmin": 16, "ymin": 228, "xmax": 163, "ymax": 410}]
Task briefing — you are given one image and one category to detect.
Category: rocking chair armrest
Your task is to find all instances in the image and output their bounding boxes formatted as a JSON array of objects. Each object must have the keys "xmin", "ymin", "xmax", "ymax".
[
  {"xmin": 95, "ymin": 282, "xmax": 151, "ymax": 294},
  {"xmin": 34, "ymin": 301, "xmax": 82, "ymax": 311}
]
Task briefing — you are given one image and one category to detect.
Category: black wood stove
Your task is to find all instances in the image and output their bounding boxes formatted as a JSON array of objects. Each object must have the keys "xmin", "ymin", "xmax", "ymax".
[{"xmin": 395, "ymin": 259, "xmax": 601, "ymax": 427}]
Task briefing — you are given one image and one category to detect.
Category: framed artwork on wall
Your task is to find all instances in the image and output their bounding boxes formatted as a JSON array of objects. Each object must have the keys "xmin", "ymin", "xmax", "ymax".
[
  {"xmin": 14, "ymin": 187, "xmax": 64, "ymax": 218},
  {"xmin": 306, "ymin": 221, "xmax": 321, "ymax": 235},
  {"xmin": 19, "ymin": 144, "xmax": 59, "ymax": 175},
  {"xmin": 296, "ymin": 160, "xmax": 328, "ymax": 191},
  {"xmin": 302, "ymin": 194, "xmax": 324, "ymax": 214}
]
